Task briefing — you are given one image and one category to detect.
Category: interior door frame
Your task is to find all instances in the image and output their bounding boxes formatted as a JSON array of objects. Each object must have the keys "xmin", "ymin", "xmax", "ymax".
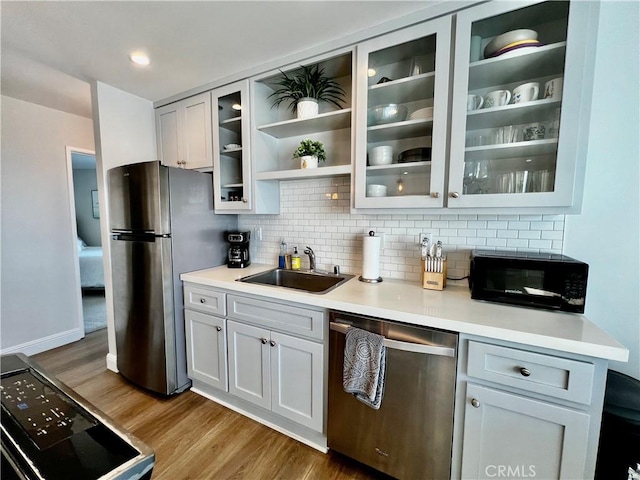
[{"xmin": 65, "ymin": 145, "xmax": 97, "ymax": 335}]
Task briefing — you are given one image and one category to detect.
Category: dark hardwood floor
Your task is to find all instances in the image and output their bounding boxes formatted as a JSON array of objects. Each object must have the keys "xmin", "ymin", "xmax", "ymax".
[{"xmin": 33, "ymin": 331, "xmax": 384, "ymax": 480}]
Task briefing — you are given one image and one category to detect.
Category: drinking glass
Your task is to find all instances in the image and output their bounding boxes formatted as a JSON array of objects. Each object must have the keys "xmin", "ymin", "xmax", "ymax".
[{"xmin": 463, "ymin": 161, "xmax": 477, "ymax": 194}]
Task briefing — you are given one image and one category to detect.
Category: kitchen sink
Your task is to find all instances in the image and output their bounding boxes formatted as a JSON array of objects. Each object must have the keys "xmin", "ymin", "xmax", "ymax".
[{"xmin": 237, "ymin": 268, "xmax": 354, "ymax": 294}]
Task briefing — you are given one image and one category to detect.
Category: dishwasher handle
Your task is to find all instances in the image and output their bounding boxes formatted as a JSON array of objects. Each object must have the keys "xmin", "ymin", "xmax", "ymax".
[{"xmin": 330, "ymin": 322, "xmax": 455, "ymax": 358}]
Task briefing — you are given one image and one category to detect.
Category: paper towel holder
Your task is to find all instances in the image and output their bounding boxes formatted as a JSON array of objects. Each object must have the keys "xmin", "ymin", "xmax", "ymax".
[{"xmin": 359, "ymin": 231, "xmax": 383, "ymax": 283}]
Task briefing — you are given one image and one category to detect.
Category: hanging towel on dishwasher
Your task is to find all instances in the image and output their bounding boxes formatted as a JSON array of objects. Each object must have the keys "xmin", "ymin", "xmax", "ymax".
[{"xmin": 343, "ymin": 327, "xmax": 386, "ymax": 409}]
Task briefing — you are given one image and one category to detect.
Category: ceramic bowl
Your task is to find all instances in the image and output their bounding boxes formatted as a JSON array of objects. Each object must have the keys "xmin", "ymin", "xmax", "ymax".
[
  {"xmin": 409, "ymin": 107, "xmax": 434, "ymax": 120},
  {"xmin": 484, "ymin": 29, "xmax": 538, "ymax": 58},
  {"xmin": 369, "ymin": 146, "xmax": 393, "ymax": 166},
  {"xmin": 366, "ymin": 184, "xmax": 388, "ymax": 197},
  {"xmin": 368, "ymin": 104, "xmax": 408, "ymax": 125}
]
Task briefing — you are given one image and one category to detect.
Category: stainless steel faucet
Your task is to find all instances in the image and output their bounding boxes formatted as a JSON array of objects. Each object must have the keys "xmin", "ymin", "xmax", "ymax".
[{"xmin": 304, "ymin": 246, "xmax": 316, "ymax": 271}]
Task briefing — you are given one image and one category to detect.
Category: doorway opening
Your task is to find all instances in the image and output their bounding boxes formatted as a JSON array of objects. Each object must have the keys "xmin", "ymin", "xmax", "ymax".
[{"xmin": 68, "ymin": 148, "xmax": 107, "ymax": 334}]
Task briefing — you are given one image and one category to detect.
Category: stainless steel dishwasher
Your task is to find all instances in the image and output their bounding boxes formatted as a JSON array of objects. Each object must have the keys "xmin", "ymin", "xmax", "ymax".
[{"xmin": 328, "ymin": 310, "xmax": 458, "ymax": 479}]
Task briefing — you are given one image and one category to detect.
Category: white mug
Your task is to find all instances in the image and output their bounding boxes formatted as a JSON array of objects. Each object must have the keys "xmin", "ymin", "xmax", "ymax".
[
  {"xmin": 467, "ymin": 94, "xmax": 484, "ymax": 111},
  {"xmin": 483, "ymin": 90, "xmax": 511, "ymax": 108},
  {"xmin": 513, "ymin": 82, "xmax": 540, "ymax": 104},
  {"xmin": 544, "ymin": 77, "xmax": 563, "ymax": 101}
]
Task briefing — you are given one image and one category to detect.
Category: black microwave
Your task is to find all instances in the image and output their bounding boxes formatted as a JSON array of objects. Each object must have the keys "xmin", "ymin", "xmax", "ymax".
[{"xmin": 469, "ymin": 250, "xmax": 589, "ymax": 313}]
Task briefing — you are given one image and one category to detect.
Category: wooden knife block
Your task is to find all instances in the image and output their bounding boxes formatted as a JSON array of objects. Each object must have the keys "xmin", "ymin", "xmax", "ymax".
[{"xmin": 421, "ymin": 258, "xmax": 447, "ymax": 291}]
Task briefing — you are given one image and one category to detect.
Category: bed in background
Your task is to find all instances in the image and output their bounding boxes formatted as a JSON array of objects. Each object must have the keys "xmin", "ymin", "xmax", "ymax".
[{"xmin": 77, "ymin": 237, "xmax": 105, "ymax": 289}]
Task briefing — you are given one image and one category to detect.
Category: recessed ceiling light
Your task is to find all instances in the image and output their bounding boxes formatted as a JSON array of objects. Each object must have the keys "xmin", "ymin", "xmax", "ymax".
[{"xmin": 129, "ymin": 52, "xmax": 150, "ymax": 66}]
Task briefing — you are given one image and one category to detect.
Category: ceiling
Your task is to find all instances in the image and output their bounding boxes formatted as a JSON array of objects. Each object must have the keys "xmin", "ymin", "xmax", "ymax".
[{"xmin": 1, "ymin": 1, "xmax": 438, "ymax": 119}]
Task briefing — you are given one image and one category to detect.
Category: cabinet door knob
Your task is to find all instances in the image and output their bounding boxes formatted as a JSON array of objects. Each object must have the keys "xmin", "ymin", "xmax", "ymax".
[
  {"xmin": 431, "ymin": 192, "xmax": 440, "ymax": 198},
  {"xmin": 260, "ymin": 338, "xmax": 268, "ymax": 344},
  {"xmin": 200, "ymin": 298, "xmax": 206, "ymax": 303},
  {"xmin": 449, "ymin": 192, "xmax": 460, "ymax": 198},
  {"xmin": 520, "ymin": 367, "xmax": 531, "ymax": 377},
  {"xmin": 471, "ymin": 398, "xmax": 480, "ymax": 408},
  {"xmin": 269, "ymin": 340, "xmax": 276, "ymax": 347},
  {"xmin": 242, "ymin": 198, "xmax": 248, "ymax": 203},
  {"xmin": 216, "ymin": 326, "xmax": 222, "ymax": 332}
]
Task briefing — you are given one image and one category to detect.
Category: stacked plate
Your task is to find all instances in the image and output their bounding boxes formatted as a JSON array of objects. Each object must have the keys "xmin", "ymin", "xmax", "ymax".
[{"xmin": 484, "ymin": 29, "xmax": 542, "ymax": 59}]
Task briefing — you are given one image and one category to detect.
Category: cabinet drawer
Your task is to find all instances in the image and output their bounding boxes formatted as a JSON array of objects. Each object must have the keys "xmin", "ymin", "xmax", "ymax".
[
  {"xmin": 227, "ymin": 294, "xmax": 325, "ymax": 341},
  {"xmin": 467, "ymin": 341, "xmax": 595, "ymax": 405},
  {"xmin": 184, "ymin": 284, "xmax": 226, "ymax": 316}
]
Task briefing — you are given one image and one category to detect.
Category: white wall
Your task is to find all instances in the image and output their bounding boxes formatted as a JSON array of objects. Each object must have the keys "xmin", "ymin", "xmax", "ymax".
[
  {"xmin": 564, "ymin": 1, "xmax": 640, "ymax": 380},
  {"xmin": 90, "ymin": 81, "xmax": 156, "ymax": 370},
  {"xmin": 1, "ymin": 96, "xmax": 95, "ymax": 354}
]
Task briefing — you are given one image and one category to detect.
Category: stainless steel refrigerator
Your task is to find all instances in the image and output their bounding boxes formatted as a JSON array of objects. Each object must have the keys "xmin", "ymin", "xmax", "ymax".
[{"xmin": 108, "ymin": 161, "xmax": 237, "ymax": 395}]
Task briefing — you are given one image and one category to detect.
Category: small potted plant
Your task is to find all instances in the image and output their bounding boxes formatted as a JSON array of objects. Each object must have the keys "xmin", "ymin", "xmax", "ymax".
[
  {"xmin": 293, "ymin": 139, "xmax": 326, "ymax": 169},
  {"xmin": 268, "ymin": 64, "xmax": 346, "ymax": 119}
]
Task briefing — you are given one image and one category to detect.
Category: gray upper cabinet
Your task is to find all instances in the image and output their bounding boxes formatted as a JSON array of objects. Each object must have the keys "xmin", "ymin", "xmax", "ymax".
[
  {"xmin": 354, "ymin": 17, "xmax": 452, "ymax": 209},
  {"xmin": 155, "ymin": 92, "xmax": 213, "ymax": 170},
  {"xmin": 448, "ymin": 0, "xmax": 599, "ymax": 209},
  {"xmin": 250, "ymin": 48, "xmax": 354, "ymax": 183}
]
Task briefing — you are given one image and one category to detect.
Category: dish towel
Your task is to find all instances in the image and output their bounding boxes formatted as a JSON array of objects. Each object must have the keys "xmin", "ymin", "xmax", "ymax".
[{"xmin": 342, "ymin": 327, "xmax": 386, "ymax": 410}]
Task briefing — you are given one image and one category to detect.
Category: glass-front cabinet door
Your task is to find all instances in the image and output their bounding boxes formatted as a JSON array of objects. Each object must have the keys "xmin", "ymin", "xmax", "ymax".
[
  {"xmin": 448, "ymin": 0, "xmax": 597, "ymax": 208},
  {"xmin": 212, "ymin": 80, "xmax": 252, "ymax": 212},
  {"xmin": 354, "ymin": 18, "xmax": 451, "ymax": 209}
]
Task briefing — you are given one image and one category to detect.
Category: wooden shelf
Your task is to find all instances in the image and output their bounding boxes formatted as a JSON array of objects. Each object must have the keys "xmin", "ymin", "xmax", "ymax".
[
  {"xmin": 257, "ymin": 109, "xmax": 352, "ymax": 139},
  {"xmin": 367, "ymin": 117, "xmax": 432, "ymax": 143},
  {"xmin": 468, "ymin": 42, "xmax": 567, "ymax": 91},
  {"xmin": 465, "ymin": 139, "xmax": 558, "ymax": 161},
  {"xmin": 220, "ymin": 116, "xmax": 242, "ymax": 133},
  {"xmin": 466, "ymin": 100, "xmax": 561, "ymax": 130},
  {"xmin": 255, "ymin": 164, "xmax": 351, "ymax": 181},
  {"xmin": 368, "ymin": 72, "xmax": 436, "ymax": 105},
  {"xmin": 367, "ymin": 160, "xmax": 431, "ymax": 174}
]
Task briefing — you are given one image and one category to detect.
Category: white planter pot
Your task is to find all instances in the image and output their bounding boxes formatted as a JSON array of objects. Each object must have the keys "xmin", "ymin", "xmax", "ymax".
[
  {"xmin": 300, "ymin": 155, "xmax": 318, "ymax": 169},
  {"xmin": 296, "ymin": 98, "xmax": 319, "ymax": 119}
]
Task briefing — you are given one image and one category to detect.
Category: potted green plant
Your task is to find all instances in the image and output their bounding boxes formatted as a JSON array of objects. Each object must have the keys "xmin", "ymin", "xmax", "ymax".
[
  {"xmin": 293, "ymin": 139, "xmax": 326, "ymax": 169},
  {"xmin": 268, "ymin": 64, "xmax": 347, "ymax": 119}
]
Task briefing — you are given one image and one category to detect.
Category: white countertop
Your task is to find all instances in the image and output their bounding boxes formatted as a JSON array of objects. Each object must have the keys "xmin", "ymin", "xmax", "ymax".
[{"xmin": 181, "ymin": 264, "xmax": 629, "ymax": 362}]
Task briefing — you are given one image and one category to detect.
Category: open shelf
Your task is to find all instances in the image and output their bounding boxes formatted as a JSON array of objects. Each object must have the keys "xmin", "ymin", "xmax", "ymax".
[
  {"xmin": 257, "ymin": 109, "xmax": 352, "ymax": 139},
  {"xmin": 255, "ymin": 164, "xmax": 351, "ymax": 181},
  {"xmin": 368, "ymin": 72, "xmax": 436, "ymax": 105},
  {"xmin": 466, "ymin": 100, "xmax": 561, "ymax": 130}
]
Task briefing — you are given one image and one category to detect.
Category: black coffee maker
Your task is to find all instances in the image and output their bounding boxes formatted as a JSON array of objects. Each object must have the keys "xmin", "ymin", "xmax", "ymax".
[{"xmin": 226, "ymin": 231, "xmax": 251, "ymax": 268}]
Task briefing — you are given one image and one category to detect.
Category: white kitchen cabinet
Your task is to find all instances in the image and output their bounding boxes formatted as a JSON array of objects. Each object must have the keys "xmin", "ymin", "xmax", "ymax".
[
  {"xmin": 227, "ymin": 320, "xmax": 324, "ymax": 432},
  {"xmin": 460, "ymin": 383, "xmax": 590, "ymax": 479},
  {"xmin": 452, "ymin": 336, "xmax": 608, "ymax": 480},
  {"xmin": 211, "ymin": 80, "xmax": 278, "ymax": 214},
  {"xmin": 155, "ymin": 92, "xmax": 213, "ymax": 170},
  {"xmin": 447, "ymin": 0, "xmax": 598, "ymax": 209},
  {"xmin": 185, "ymin": 309, "xmax": 228, "ymax": 391},
  {"xmin": 353, "ymin": 17, "xmax": 452, "ymax": 208},
  {"xmin": 250, "ymin": 48, "xmax": 354, "ymax": 182},
  {"xmin": 183, "ymin": 283, "xmax": 326, "ymax": 437}
]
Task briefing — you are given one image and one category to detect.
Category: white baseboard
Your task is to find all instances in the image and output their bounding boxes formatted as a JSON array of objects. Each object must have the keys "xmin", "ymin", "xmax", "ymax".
[
  {"xmin": 0, "ymin": 328, "xmax": 83, "ymax": 357},
  {"xmin": 106, "ymin": 353, "xmax": 118, "ymax": 372}
]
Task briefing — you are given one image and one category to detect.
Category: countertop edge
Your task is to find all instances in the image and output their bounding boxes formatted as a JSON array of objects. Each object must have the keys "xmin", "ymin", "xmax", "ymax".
[{"xmin": 180, "ymin": 265, "xmax": 629, "ymax": 362}]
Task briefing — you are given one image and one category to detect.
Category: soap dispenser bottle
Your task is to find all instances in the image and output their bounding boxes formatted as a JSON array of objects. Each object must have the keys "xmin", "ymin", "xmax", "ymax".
[
  {"xmin": 279, "ymin": 239, "xmax": 287, "ymax": 269},
  {"xmin": 291, "ymin": 246, "xmax": 301, "ymax": 270}
]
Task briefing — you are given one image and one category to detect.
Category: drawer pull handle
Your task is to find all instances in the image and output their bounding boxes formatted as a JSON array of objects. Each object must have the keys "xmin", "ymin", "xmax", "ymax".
[
  {"xmin": 471, "ymin": 398, "xmax": 480, "ymax": 408},
  {"xmin": 200, "ymin": 298, "xmax": 206, "ymax": 304},
  {"xmin": 270, "ymin": 340, "xmax": 276, "ymax": 347},
  {"xmin": 216, "ymin": 326, "xmax": 222, "ymax": 332},
  {"xmin": 261, "ymin": 338, "xmax": 268, "ymax": 345},
  {"xmin": 520, "ymin": 367, "xmax": 531, "ymax": 377}
]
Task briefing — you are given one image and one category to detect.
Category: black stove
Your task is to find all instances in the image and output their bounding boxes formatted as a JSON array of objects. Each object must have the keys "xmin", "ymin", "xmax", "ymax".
[{"xmin": 1, "ymin": 354, "xmax": 154, "ymax": 480}]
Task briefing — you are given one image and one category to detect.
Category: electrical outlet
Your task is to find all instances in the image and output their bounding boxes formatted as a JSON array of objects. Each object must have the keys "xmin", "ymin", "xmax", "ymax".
[
  {"xmin": 254, "ymin": 227, "xmax": 262, "ymax": 241},
  {"xmin": 418, "ymin": 231, "xmax": 433, "ymax": 246}
]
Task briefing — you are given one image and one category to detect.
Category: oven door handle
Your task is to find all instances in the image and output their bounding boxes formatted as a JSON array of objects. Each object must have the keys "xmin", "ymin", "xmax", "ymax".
[{"xmin": 330, "ymin": 322, "xmax": 455, "ymax": 357}]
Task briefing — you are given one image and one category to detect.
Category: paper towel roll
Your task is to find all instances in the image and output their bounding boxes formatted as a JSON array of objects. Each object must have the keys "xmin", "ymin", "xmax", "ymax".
[{"xmin": 362, "ymin": 233, "xmax": 382, "ymax": 281}]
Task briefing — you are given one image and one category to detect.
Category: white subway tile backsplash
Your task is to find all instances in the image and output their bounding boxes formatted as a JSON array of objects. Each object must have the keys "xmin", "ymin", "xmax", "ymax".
[{"xmin": 239, "ymin": 178, "xmax": 565, "ymax": 281}]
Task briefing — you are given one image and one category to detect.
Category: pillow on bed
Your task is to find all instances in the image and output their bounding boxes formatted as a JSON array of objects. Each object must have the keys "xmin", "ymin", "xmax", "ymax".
[{"xmin": 77, "ymin": 237, "xmax": 88, "ymax": 251}]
